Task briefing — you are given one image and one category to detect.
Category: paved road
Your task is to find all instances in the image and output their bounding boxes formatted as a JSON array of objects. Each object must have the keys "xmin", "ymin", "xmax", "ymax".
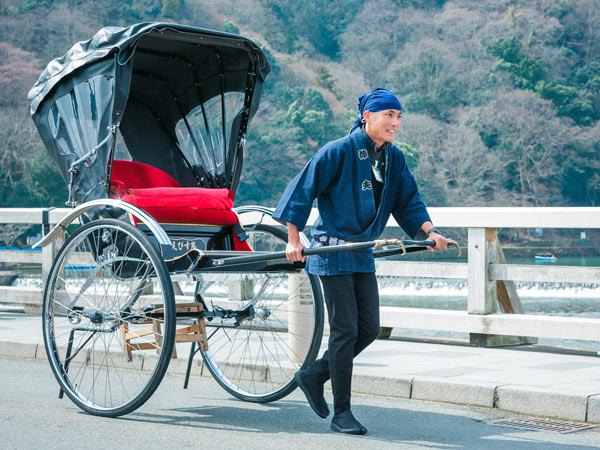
[
  {"xmin": 1, "ymin": 356, "xmax": 599, "ymax": 449},
  {"xmin": 3, "ymin": 313, "xmax": 600, "ymax": 423}
]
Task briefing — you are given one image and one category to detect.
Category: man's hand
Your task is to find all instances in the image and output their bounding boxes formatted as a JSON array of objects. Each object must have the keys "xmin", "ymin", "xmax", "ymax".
[
  {"xmin": 420, "ymin": 221, "xmax": 448, "ymax": 251},
  {"xmin": 286, "ymin": 240, "xmax": 306, "ymax": 262},
  {"xmin": 428, "ymin": 232, "xmax": 448, "ymax": 251},
  {"xmin": 286, "ymin": 222, "xmax": 306, "ymax": 262}
]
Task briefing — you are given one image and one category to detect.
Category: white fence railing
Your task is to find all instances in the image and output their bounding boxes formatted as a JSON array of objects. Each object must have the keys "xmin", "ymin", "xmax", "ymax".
[{"xmin": 1, "ymin": 207, "xmax": 599, "ymax": 346}]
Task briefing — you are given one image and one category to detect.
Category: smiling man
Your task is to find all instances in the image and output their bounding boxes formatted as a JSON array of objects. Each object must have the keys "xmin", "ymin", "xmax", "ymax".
[{"xmin": 273, "ymin": 88, "xmax": 448, "ymax": 435}]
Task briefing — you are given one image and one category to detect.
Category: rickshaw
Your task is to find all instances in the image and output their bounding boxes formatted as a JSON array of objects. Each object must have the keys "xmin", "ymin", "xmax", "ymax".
[{"xmin": 29, "ymin": 22, "xmax": 458, "ymax": 418}]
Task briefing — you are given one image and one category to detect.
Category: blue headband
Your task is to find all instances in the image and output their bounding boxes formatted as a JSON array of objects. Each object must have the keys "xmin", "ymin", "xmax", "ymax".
[{"xmin": 350, "ymin": 88, "xmax": 403, "ymax": 134}]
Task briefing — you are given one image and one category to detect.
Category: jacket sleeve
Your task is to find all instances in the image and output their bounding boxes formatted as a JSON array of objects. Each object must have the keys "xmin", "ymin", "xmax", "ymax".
[
  {"xmin": 273, "ymin": 145, "xmax": 340, "ymax": 231},
  {"xmin": 391, "ymin": 151, "xmax": 431, "ymax": 238}
]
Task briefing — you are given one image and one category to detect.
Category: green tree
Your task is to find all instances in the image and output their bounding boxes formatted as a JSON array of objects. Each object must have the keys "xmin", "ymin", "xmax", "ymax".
[
  {"xmin": 161, "ymin": 0, "xmax": 184, "ymax": 19},
  {"xmin": 264, "ymin": 0, "xmax": 361, "ymax": 57},
  {"xmin": 23, "ymin": 0, "xmax": 55, "ymax": 12},
  {"xmin": 314, "ymin": 65, "xmax": 336, "ymax": 94},
  {"xmin": 536, "ymin": 81, "xmax": 595, "ymax": 125},
  {"xmin": 223, "ymin": 20, "xmax": 240, "ymax": 35},
  {"xmin": 282, "ymin": 88, "xmax": 342, "ymax": 143},
  {"xmin": 490, "ymin": 36, "xmax": 597, "ymax": 125},
  {"xmin": 395, "ymin": 142, "xmax": 419, "ymax": 169},
  {"xmin": 390, "ymin": 42, "xmax": 465, "ymax": 121},
  {"xmin": 559, "ymin": 137, "xmax": 600, "ymax": 206},
  {"xmin": 574, "ymin": 62, "xmax": 600, "ymax": 121},
  {"xmin": 490, "ymin": 37, "xmax": 545, "ymax": 90}
]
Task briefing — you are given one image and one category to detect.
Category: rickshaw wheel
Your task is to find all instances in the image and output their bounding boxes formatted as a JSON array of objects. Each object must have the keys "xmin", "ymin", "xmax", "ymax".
[
  {"xmin": 198, "ymin": 224, "xmax": 324, "ymax": 403},
  {"xmin": 42, "ymin": 218, "xmax": 175, "ymax": 417}
]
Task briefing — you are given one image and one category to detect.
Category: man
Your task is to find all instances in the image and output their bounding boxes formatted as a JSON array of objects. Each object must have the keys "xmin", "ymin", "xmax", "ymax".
[{"xmin": 273, "ymin": 88, "xmax": 448, "ymax": 435}]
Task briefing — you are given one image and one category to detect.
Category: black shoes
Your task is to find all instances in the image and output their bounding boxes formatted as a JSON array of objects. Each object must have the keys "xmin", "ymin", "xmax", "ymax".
[
  {"xmin": 330, "ymin": 410, "xmax": 368, "ymax": 435},
  {"xmin": 294, "ymin": 370, "xmax": 330, "ymax": 418},
  {"xmin": 294, "ymin": 370, "xmax": 367, "ymax": 435}
]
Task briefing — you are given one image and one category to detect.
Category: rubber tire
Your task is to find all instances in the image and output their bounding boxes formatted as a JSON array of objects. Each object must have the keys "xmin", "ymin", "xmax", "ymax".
[
  {"xmin": 200, "ymin": 223, "xmax": 324, "ymax": 403},
  {"xmin": 42, "ymin": 218, "xmax": 175, "ymax": 417}
]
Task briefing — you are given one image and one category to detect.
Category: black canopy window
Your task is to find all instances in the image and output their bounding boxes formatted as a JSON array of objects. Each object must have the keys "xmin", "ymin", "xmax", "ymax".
[
  {"xmin": 29, "ymin": 23, "xmax": 271, "ymax": 203},
  {"xmin": 47, "ymin": 74, "xmax": 114, "ymax": 161},
  {"xmin": 175, "ymin": 91, "xmax": 245, "ymax": 186}
]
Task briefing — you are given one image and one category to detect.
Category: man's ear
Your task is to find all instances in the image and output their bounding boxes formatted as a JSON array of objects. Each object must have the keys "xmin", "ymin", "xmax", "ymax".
[{"xmin": 363, "ymin": 110, "xmax": 371, "ymax": 123}]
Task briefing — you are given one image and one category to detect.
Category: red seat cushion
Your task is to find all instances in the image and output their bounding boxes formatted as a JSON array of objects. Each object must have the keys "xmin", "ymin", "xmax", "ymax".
[
  {"xmin": 121, "ymin": 187, "xmax": 237, "ymax": 225},
  {"xmin": 110, "ymin": 160, "xmax": 181, "ymax": 193},
  {"xmin": 110, "ymin": 160, "xmax": 250, "ymax": 250}
]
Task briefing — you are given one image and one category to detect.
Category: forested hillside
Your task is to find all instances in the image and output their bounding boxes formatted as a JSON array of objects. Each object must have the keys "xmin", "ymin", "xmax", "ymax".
[{"xmin": 0, "ymin": 0, "xmax": 599, "ymax": 210}]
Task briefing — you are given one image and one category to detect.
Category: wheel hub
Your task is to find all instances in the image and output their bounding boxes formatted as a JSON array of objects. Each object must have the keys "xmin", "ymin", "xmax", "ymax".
[
  {"xmin": 254, "ymin": 306, "xmax": 270, "ymax": 320},
  {"xmin": 89, "ymin": 311, "xmax": 104, "ymax": 324}
]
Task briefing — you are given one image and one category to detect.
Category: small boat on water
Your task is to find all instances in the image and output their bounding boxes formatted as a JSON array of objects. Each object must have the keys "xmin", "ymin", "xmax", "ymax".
[{"xmin": 535, "ymin": 253, "xmax": 557, "ymax": 262}]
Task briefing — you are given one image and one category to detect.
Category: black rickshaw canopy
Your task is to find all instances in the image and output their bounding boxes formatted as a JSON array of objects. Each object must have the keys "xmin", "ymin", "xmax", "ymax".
[{"xmin": 28, "ymin": 22, "xmax": 270, "ymax": 206}]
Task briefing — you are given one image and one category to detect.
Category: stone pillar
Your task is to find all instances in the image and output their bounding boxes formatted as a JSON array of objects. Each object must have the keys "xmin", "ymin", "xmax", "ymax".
[{"xmin": 288, "ymin": 273, "xmax": 314, "ymax": 363}]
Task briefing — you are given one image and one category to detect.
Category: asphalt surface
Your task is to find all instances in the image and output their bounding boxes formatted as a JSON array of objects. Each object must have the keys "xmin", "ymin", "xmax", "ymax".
[{"xmin": 1, "ymin": 356, "xmax": 599, "ymax": 450}]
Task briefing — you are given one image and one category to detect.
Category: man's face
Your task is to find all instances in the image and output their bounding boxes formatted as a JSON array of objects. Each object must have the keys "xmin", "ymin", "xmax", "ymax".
[{"xmin": 364, "ymin": 109, "xmax": 402, "ymax": 146}]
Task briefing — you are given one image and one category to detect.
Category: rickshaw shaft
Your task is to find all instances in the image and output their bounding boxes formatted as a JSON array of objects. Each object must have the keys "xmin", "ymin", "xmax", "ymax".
[{"xmin": 205, "ymin": 239, "xmax": 417, "ymax": 268}]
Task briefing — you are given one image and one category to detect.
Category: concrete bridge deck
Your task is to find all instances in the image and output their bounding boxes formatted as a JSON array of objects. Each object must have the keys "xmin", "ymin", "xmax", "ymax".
[{"xmin": 1, "ymin": 312, "xmax": 599, "ymax": 424}]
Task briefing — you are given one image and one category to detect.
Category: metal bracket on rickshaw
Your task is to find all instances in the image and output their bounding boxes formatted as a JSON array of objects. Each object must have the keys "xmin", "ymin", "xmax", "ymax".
[
  {"xmin": 232, "ymin": 205, "xmax": 270, "ymax": 233},
  {"xmin": 232, "ymin": 205, "xmax": 311, "ymax": 247},
  {"xmin": 66, "ymin": 123, "xmax": 119, "ymax": 207},
  {"xmin": 185, "ymin": 250, "xmax": 206, "ymax": 276}
]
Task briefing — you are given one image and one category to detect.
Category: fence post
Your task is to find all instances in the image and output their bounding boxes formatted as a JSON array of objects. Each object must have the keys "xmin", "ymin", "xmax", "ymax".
[
  {"xmin": 494, "ymin": 238, "xmax": 538, "ymax": 346},
  {"xmin": 41, "ymin": 227, "xmax": 63, "ymax": 285},
  {"xmin": 468, "ymin": 227, "xmax": 535, "ymax": 347},
  {"xmin": 468, "ymin": 227, "xmax": 497, "ymax": 315},
  {"xmin": 468, "ymin": 227, "xmax": 498, "ymax": 346},
  {"xmin": 36, "ymin": 220, "xmax": 63, "ymax": 314}
]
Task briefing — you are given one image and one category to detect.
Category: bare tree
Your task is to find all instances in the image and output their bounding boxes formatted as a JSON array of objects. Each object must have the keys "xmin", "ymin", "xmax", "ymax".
[
  {"xmin": 397, "ymin": 113, "xmax": 449, "ymax": 205},
  {"xmin": 441, "ymin": 121, "xmax": 507, "ymax": 205},
  {"xmin": 339, "ymin": 1, "xmax": 429, "ymax": 84},
  {"xmin": 0, "ymin": 42, "xmax": 39, "ymax": 107},
  {"xmin": 398, "ymin": 112, "xmax": 509, "ymax": 207},
  {"xmin": 0, "ymin": 108, "xmax": 39, "ymax": 184},
  {"xmin": 0, "ymin": 224, "xmax": 33, "ymax": 248},
  {"xmin": 471, "ymin": 90, "xmax": 574, "ymax": 206}
]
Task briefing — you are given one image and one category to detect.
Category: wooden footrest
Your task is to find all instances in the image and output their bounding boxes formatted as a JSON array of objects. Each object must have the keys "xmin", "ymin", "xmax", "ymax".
[{"xmin": 121, "ymin": 302, "xmax": 207, "ymax": 361}]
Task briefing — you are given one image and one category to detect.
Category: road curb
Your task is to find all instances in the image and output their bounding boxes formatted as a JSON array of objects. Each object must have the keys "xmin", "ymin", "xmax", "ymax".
[
  {"xmin": 0, "ymin": 341, "xmax": 38, "ymax": 359},
  {"xmin": 1, "ymin": 340, "xmax": 599, "ymax": 424},
  {"xmin": 411, "ymin": 377, "xmax": 496, "ymax": 408},
  {"xmin": 351, "ymin": 374, "xmax": 413, "ymax": 399},
  {"xmin": 587, "ymin": 394, "xmax": 600, "ymax": 423},
  {"xmin": 495, "ymin": 384, "xmax": 589, "ymax": 422}
]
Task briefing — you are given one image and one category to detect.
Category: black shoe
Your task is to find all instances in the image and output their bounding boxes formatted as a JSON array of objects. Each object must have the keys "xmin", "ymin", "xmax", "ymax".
[
  {"xmin": 294, "ymin": 370, "xmax": 329, "ymax": 418},
  {"xmin": 330, "ymin": 410, "xmax": 367, "ymax": 435}
]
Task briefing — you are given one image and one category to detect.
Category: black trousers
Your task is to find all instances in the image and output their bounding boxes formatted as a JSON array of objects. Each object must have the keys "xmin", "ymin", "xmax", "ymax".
[{"xmin": 305, "ymin": 272, "xmax": 380, "ymax": 414}]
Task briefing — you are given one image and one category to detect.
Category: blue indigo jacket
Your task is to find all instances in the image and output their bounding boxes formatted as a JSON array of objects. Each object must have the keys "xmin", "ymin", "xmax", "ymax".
[{"xmin": 273, "ymin": 129, "xmax": 430, "ymax": 275}]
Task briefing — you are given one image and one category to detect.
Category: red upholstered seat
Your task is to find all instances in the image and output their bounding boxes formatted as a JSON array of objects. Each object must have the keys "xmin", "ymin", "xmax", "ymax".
[
  {"xmin": 120, "ymin": 187, "xmax": 237, "ymax": 225},
  {"xmin": 110, "ymin": 160, "xmax": 180, "ymax": 195},
  {"xmin": 109, "ymin": 160, "xmax": 248, "ymax": 239}
]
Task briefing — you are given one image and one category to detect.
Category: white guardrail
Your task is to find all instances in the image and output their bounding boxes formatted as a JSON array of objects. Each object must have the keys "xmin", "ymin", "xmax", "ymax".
[{"xmin": 1, "ymin": 207, "xmax": 599, "ymax": 347}]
